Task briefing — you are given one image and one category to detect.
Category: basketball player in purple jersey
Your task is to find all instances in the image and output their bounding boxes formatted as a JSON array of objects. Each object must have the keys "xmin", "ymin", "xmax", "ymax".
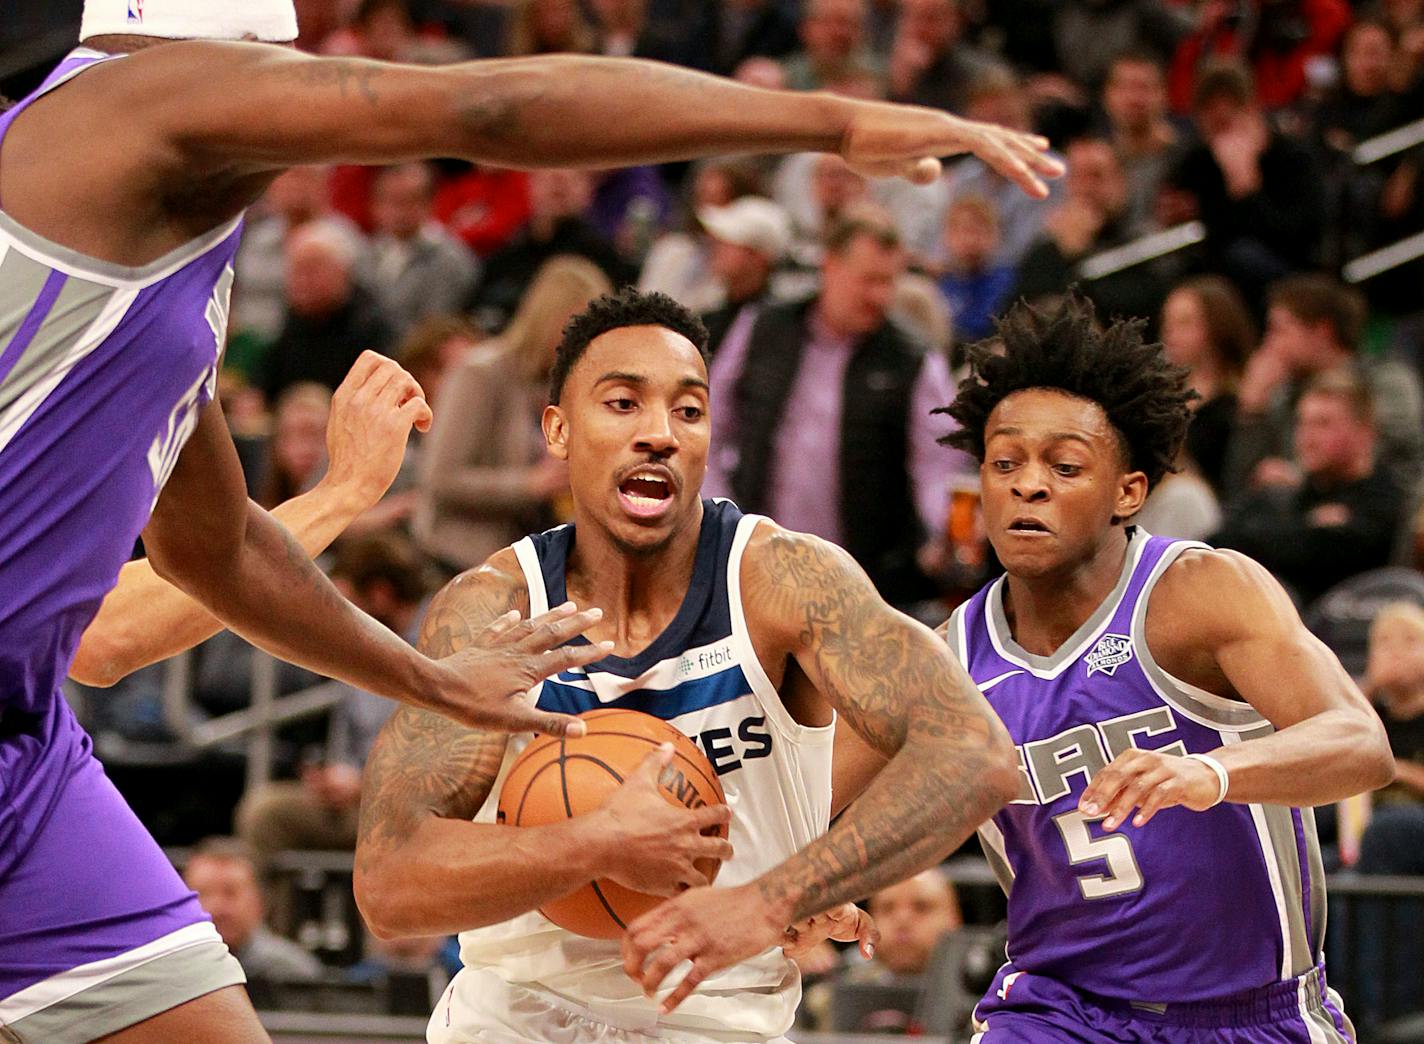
[
  {"xmin": 934, "ymin": 295, "xmax": 1394, "ymax": 1042},
  {"xmin": 0, "ymin": 1, "xmax": 1061, "ymax": 1039}
]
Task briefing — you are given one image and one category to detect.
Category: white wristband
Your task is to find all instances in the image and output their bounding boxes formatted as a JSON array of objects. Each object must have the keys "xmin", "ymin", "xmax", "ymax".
[{"xmin": 1184, "ymin": 753, "xmax": 1230, "ymax": 808}]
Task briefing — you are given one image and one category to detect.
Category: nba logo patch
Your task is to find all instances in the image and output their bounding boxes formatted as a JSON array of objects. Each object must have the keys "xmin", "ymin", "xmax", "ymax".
[
  {"xmin": 127, "ymin": 0, "xmax": 144, "ymax": 23},
  {"xmin": 1084, "ymin": 633, "xmax": 1133, "ymax": 677}
]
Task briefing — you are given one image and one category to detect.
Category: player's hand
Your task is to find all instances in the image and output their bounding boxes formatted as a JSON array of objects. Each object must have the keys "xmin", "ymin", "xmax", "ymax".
[
  {"xmin": 1079, "ymin": 749, "xmax": 1224, "ymax": 831},
  {"xmin": 781, "ymin": 903, "xmax": 877, "ymax": 963},
  {"xmin": 595, "ymin": 744, "xmax": 734, "ymax": 896},
  {"xmin": 840, "ymin": 104, "xmax": 1063, "ymax": 198},
  {"xmin": 321, "ymin": 350, "xmax": 433, "ymax": 509},
  {"xmin": 428, "ymin": 602, "xmax": 614, "ymax": 735},
  {"xmin": 622, "ymin": 882, "xmax": 785, "ymax": 1013}
]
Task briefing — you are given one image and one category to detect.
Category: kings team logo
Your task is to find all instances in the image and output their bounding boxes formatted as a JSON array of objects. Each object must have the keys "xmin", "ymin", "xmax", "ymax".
[{"xmin": 1084, "ymin": 633, "xmax": 1133, "ymax": 677}]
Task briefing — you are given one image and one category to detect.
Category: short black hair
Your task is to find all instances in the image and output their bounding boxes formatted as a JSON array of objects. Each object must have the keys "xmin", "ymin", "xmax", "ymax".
[
  {"xmin": 549, "ymin": 288, "xmax": 709, "ymax": 404},
  {"xmin": 937, "ymin": 293, "xmax": 1195, "ymax": 490}
]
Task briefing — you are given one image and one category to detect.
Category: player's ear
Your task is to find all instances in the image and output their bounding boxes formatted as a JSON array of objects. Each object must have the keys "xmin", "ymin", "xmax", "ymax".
[
  {"xmin": 543, "ymin": 404, "xmax": 570, "ymax": 461},
  {"xmin": 1112, "ymin": 470, "xmax": 1149, "ymax": 524}
]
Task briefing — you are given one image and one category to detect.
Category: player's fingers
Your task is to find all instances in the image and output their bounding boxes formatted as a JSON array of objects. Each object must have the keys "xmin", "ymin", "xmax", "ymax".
[
  {"xmin": 1133, "ymin": 781, "xmax": 1177, "ymax": 828},
  {"xmin": 632, "ymin": 743, "xmax": 676, "ymax": 786},
  {"xmin": 904, "ymin": 156, "xmax": 942, "ymax": 184},
  {"xmin": 490, "ymin": 701, "xmax": 587, "ymax": 738},
  {"xmin": 691, "ymin": 803, "xmax": 732, "ymax": 831},
  {"xmin": 342, "ymin": 350, "xmax": 387, "ymax": 393},
  {"xmin": 693, "ymin": 833, "xmax": 734, "ymax": 863},
  {"xmin": 853, "ymin": 907, "xmax": 879, "ymax": 959},
  {"xmin": 660, "ymin": 958, "xmax": 711, "ymax": 1014},
  {"xmin": 541, "ymin": 640, "xmax": 617, "ymax": 678},
  {"xmin": 398, "ymin": 394, "xmax": 434, "ymax": 433},
  {"xmin": 517, "ymin": 605, "xmax": 605, "ymax": 652},
  {"xmin": 475, "ymin": 610, "xmax": 523, "ymax": 641},
  {"xmin": 1081, "ymin": 750, "xmax": 1144, "ymax": 815},
  {"xmin": 1103, "ymin": 768, "xmax": 1172, "ymax": 831},
  {"xmin": 493, "ymin": 601, "xmax": 576, "ymax": 645},
  {"xmin": 641, "ymin": 942, "xmax": 689, "ymax": 997}
]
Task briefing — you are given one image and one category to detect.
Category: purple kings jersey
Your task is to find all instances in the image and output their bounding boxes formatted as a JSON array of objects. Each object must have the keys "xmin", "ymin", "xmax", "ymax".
[
  {"xmin": 0, "ymin": 49, "xmax": 240, "ymax": 727},
  {"xmin": 947, "ymin": 531, "xmax": 1328, "ymax": 1003}
]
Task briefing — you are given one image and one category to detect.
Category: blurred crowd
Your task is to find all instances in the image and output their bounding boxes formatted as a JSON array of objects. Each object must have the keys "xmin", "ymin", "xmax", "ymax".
[{"xmin": 54, "ymin": 0, "xmax": 1424, "ymax": 1034}]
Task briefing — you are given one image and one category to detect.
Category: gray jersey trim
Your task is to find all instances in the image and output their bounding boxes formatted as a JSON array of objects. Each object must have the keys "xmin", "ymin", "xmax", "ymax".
[
  {"xmin": 1129, "ymin": 541, "xmax": 1268, "ymax": 732},
  {"xmin": 1301, "ymin": 806, "xmax": 1328, "ymax": 963},
  {"xmin": 985, "ymin": 530, "xmax": 1150, "ymax": 678},
  {"xmin": 1, "ymin": 940, "xmax": 243, "ymax": 1044},
  {"xmin": 0, "ymin": 252, "xmax": 115, "ymax": 420}
]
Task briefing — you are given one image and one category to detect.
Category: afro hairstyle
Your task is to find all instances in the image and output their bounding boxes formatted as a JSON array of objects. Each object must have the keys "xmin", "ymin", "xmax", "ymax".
[{"xmin": 938, "ymin": 293, "xmax": 1196, "ymax": 490}]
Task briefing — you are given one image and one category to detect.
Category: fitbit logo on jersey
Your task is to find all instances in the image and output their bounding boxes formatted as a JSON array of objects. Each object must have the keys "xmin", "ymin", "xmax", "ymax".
[
  {"xmin": 1084, "ymin": 634, "xmax": 1133, "ymax": 677},
  {"xmin": 691, "ymin": 716, "xmax": 773, "ymax": 776},
  {"xmin": 678, "ymin": 643, "xmax": 735, "ymax": 677}
]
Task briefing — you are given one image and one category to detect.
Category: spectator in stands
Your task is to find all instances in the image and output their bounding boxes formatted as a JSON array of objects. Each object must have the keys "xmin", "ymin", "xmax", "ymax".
[
  {"xmin": 231, "ymin": 165, "xmax": 361, "ymax": 351},
  {"xmin": 365, "ymin": 163, "xmax": 480, "ymax": 340},
  {"xmin": 781, "ymin": 0, "xmax": 884, "ymax": 91},
  {"xmin": 468, "ymin": 169, "xmax": 635, "ymax": 332},
  {"xmin": 589, "ymin": 167, "xmax": 675, "ymax": 266},
  {"xmin": 1312, "ymin": 18, "xmax": 1409, "ymax": 156},
  {"xmin": 1051, "ymin": 0, "xmax": 1189, "ymax": 93},
  {"xmin": 943, "ymin": 66, "xmax": 1062, "ymax": 269},
  {"xmin": 432, "ymin": 165, "xmax": 532, "ymax": 259},
  {"xmin": 937, "ymin": 195, "xmax": 1014, "ymax": 343},
  {"xmin": 802, "ymin": 868, "xmax": 962, "ymax": 1032},
  {"xmin": 886, "ymin": 0, "xmax": 995, "ymax": 113},
  {"xmin": 697, "ymin": 196, "xmax": 793, "ymax": 354},
  {"xmin": 1164, "ymin": 60, "xmax": 1326, "ymax": 297},
  {"xmin": 1226, "ymin": 273, "xmax": 1424, "ymax": 494},
  {"xmin": 397, "ymin": 315, "xmax": 482, "ymax": 414},
  {"xmin": 1382, "ymin": 0, "xmax": 1424, "ymax": 90},
  {"xmin": 1100, "ymin": 48, "xmax": 1181, "ymax": 227},
  {"xmin": 640, "ymin": 158, "xmax": 768, "ymax": 314},
  {"xmin": 774, "ymin": 153, "xmax": 871, "ymax": 268},
  {"xmin": 322, "ymin": 0, "xmax": 467, "ymax": 64},
  {"xmin": 588, "ymin": 0, "xmax": 693, "ymax": 64},
  {"xmin": 1014, "ymin": 135, "xmax": 1169, "ymax": 324},
  {"xmin": 237, "ymin": 534, "xmax": 432, "ymax": 875},
  {"xmin": 708, "ymin": 207, "xmax": 955, "ymax": 607},
  {"xmin": 1160, "ymin": 275, "xmax": 1256, "ymax": 496},
  {"xmin": 256, "ymin": 384, "xmax": 333, "ymax": 511},
  {"xmin": 703, "ymin": 0, "xmax": 801, "ymax": 76},
  {"xmin": 503, "ymin": 0, "xmax": 596, "ymax": 55},
  {"xmin": 258, "ymin": 221, "xmax": 395, "ymax": 403},
  {"xmin": 1166, "ymin": 0, "xmax": 1351, "ymax": 112},
  {"xmin": 1355, "ymin": 602, "xmax": 1424, "ymax": 1023},
  {"xmin": 1213, "ymin": 370, "xmax": 1405, "ymax": 606},
  {"xmin": 184, "ymin": 838, "xmax": 322, "ymax": 984},
  {"xmin": 416, "ymin": 257, "xmax": 612, "ymax": 570}
]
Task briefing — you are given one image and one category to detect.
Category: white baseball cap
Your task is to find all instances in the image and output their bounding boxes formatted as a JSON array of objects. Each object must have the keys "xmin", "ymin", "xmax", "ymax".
[{"xmin": 697, "ymin": 197, "xmax": 792, "ymax": 261}]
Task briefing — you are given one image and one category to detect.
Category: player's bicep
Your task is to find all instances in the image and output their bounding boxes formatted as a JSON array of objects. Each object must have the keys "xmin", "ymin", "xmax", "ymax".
[
  {"xmin": 142, "ymin": 43, "xmax": 456, "ymax": 170},
  {"xmin": 1189, "ymin": 551, "xmax": 1371, "ymax": 728}
]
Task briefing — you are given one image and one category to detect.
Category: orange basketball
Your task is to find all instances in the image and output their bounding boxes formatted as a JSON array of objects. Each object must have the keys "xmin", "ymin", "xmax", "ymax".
[{"xmin": 496, "ymin": 708, "xmax": 728, "ymax": 939}]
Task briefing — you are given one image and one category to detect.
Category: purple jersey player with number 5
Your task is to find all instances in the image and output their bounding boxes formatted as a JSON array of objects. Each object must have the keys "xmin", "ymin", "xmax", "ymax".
[{"xmin": 935, "ymin": 294, "xmax": 1394, "ymax": 1043}]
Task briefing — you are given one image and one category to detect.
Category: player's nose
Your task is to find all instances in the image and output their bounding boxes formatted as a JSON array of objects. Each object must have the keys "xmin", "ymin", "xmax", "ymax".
[{"xmin": 633, "ymin": 412, "xmax": 679, "ymax": 454}]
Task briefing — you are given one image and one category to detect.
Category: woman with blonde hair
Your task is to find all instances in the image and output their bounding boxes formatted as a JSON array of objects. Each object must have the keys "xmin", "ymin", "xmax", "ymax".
[{"xmin": 414, "ymin": 255, "xmax": 612, "ymax": 569}]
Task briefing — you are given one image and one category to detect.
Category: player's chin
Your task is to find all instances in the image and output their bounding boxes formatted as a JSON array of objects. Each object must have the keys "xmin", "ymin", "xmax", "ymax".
[{"xmin": 991, "ymin": 540, "xmax": 1064, "ymax": 578}]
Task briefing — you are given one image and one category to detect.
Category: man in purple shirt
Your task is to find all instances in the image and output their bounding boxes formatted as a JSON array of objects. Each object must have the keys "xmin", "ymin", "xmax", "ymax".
[{"xmin": 707, "ymin": 206, "xmax": 961, "ymax": 606}]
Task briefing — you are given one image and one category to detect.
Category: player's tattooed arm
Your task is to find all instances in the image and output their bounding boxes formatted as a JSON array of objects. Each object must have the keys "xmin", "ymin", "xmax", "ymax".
[
  {"xmin": 744, "ymin": 528, "xmax": 1016, "ymax": 916},
  {"xmin": 356, "ymin": 559, "xmax": 731, "ymax": 938},
  {"xmin": 621, "ymin": 526, "xmax": 1016, "ymax": 1011}
]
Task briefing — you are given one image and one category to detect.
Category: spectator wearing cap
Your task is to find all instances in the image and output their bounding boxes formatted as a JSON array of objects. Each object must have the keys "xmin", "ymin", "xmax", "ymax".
[
  {"xmin": 697, "ymin": 196, "xmax": 793, "ymax": 355},
  {"xmin": 706, "ymin": 207, "xmax": 955, "ymax": 608}
]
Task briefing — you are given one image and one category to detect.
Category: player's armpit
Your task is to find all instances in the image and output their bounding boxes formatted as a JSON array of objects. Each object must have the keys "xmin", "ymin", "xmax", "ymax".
[
  {"xmin": 1141, "ymin": 548, "xmax": 1394, "ymax": 806},
  {"xmin": 743, "ymin": 527, "xmax": 1017, "ymax": 920}
]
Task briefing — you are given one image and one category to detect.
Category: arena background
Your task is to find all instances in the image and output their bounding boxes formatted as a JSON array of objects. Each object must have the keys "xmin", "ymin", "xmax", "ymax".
[{"xmin": 5, "ymin": 0, "xmax": 1424, "ymax": 1039}]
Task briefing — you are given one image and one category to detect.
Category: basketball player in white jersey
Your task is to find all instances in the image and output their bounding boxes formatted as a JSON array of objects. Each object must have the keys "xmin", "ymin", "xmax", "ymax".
[
  {"xmin": 3, "ymin": 1, "xmax": 1063, "ymax": 1037},
  {"xmin": 353, "ymin": 288, "xmax": 1019, "ymax": 1043}
]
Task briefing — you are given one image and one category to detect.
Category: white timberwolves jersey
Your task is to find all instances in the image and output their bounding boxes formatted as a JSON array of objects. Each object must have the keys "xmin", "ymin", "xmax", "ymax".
[{"xmin": 438, "ymin": 500, "xmax": 834, "ymax": 1042}]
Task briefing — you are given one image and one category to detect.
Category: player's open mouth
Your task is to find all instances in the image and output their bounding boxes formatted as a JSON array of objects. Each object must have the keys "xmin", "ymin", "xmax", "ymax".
[
  {"xmin": 617, "ymin": 468, "xmax": 674, "ymax": 519},
  {"xmin": 1007, "ymin": 517, "xmax": 1052, "ymax": 535}
]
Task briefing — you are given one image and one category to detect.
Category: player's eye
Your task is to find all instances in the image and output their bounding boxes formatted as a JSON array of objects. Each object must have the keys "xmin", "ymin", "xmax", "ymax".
[
  {"xmin": 676, "ymin": 405, "xmax": 704, "ymax": 422},
  {"xmin": 1053, "ymin": 463, "xmax": 1083, "ymax": 477},
  {"xmin": 992, "ymin": 459, "xmax": 1017, "ymax": 472},
  {"xmin": 605, "ymin": 398, "xmax": 637, "ymax": 412}
]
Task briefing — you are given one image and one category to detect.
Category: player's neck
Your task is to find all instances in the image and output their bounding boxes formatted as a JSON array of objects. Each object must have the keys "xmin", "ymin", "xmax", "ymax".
[
  {"xmin": 563, "ymin": 504, "xmax": 704, "ymax": 655},
  {"xmin": 1001, "ymin": 530, "xmax": 1132, "ymax": 657}
]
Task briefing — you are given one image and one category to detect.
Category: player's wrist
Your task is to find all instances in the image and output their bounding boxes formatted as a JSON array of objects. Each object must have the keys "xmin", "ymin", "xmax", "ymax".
[{"xmin": 1183, "ymin": 753, "xmax": 1230, "ymax": 808}]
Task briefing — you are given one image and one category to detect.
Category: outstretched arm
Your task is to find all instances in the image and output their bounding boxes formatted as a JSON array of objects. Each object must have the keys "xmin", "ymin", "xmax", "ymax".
[
  {"xmin": 356, "ymin": 561, "xmax": 732, "ymax": 938},
  {"xmin": 126, "ymin": 43, "xmax": 1060, "ymax": 196},
  {"xmin": 143, "ymin": 392, "xmax": 606, "ymax": 734},
  {"xmin": 622, "ymin": 526, "xmax": 1017, "ymax": 1011},
  {"xmin": 73, "ymin": 352, "xmax": 420, "ymax": 687},
  {"xmin": 1080, "ymin": 549, "xmax": 1395, "ymax": 831}
]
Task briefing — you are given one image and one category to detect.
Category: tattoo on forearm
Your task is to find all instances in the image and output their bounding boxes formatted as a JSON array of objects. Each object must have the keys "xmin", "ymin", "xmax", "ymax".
[
  {"xmin": 746, "ymin": 531, "xmax": 1009, "ymax": 920},
  {"xmin": 293, "ymin": 59, "xmax": 381, "ymax": 105},
  {"xmin": 356, "ymin": 574, "xmax": 524, "ymax": 856}
]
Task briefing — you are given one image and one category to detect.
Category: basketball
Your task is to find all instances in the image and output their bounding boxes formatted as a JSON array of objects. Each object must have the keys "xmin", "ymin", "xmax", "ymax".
[{"xmin": 496, "ymin": 708, "xmax": 728, "ymax": 939}]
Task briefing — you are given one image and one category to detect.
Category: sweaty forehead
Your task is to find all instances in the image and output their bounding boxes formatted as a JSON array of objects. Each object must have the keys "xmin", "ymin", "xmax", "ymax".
[
  {"xmin": 987, "ymin": 388, "xmax": 1119, "ymax": 451},
  {"xmin": 567, "ymin": 325, "xmax": 707, "ymax": 393}
]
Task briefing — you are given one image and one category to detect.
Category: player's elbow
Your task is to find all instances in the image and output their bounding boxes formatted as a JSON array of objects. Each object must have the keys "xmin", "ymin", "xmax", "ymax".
[
  {"xmin": 354, "ymin": 855, "xmax": 410, "ymax": 941},
  {"xmin": 1360, "ymin": 716, "xmax": 1397, "ymax": 792},
  {"xmin": 982, "ymin": 737, "xmax": 1021, "ymax": 809},
  {"xmin": 68, "ymin": 636, "xmax": 128, "ymax": 688}
]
